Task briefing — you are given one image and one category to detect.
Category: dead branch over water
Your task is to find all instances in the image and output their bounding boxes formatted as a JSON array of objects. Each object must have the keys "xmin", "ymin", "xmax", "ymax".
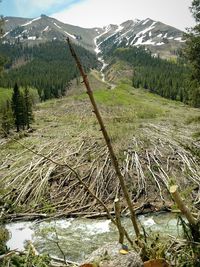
[{"xmin": 67, "ymin": 37, "xmax": 140, "ymax": 237}]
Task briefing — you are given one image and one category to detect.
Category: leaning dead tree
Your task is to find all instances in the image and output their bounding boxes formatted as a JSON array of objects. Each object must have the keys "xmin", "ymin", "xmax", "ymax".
[
  {"xmin": 67, "ymin": 37, "xmax": 140, "ymax": 238},
  {"xmin": 170, "ymin": 185, "xmax": 200, "ymax": 242}
]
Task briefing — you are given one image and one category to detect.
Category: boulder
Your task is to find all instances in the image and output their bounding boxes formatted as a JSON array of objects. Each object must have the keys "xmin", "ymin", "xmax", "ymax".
[{"xmin": 82, "ymin": 242, "xmax": 143, "ymax": 267}]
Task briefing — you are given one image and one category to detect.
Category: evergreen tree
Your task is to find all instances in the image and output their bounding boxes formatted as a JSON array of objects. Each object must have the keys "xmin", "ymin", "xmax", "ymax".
[
  {"xmin": 115, "ymin": 47, "xmax": 188, "ymax": 103},
  {"xmin": 23, "ymin": 87, "xmax": 34, "ymax": 129},
  {"xmin": 1, "ymin": 100, "xmax": 14, "ymax": 136},
  {"xmin": 11, "ymin": 83, "xmax": 24, "ymax": 132},
  {"xmin": 0, "ymin": 40, "xmax": 98, "ymax": 101},
  {"xmin": 185, "ymin": 0, "xmax": 200, "ymax": 107},
  {"xmin": 0, "ymin": 3, "xmax": 5, "ymax": 74}
]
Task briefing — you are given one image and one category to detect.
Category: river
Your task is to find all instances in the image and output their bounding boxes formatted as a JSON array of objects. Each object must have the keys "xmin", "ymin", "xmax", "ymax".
[{"xmin": 6, "ymin": 212, "xmax": 181, "ymax": 263}]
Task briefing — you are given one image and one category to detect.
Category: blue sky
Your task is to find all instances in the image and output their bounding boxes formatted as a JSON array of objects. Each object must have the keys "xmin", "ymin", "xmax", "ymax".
[
  {"xmin": 1, "ymin": 0, "xmax": 195, "ymax": 31},
  {"xmin": 1, "ymin": 0, "xmax": 84, "ymax": 18}
]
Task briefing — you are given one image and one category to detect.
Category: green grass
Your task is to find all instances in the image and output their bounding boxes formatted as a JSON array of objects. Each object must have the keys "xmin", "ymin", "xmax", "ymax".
[
  {"xmin": 0, "ymin": 87, "xmax": 40, "ymax": 108},
  {"xmin": 0, "ymin": 87, "xmax": 12, "ymax": 106},
  {"xmin": 1, "ymin": 77, "xmax": 200, "ymax": 156}
]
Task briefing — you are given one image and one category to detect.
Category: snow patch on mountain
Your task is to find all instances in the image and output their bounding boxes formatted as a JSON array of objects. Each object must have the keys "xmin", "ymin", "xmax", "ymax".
[
  {"xmin": 143, "ymin": 19, "xmax": 150, "ymax": 25},
  {"xmin": 94, "ymin": 29, "xmax": 109, "ymax": 53},
  {"xmin": 21, "ymin": 17, "xmax": 41, "ymax": 27},
  {"xmin": 142, "ymin": 39, "xmax": 156, "ymax": 45},
  {"xmin": 174, "ymin": 37, "xmax": 185, "ymax": 42},
  {"xmin": 28, "ymin": 36, "xmax": 37, "ymax": 40},
  {"xmin": 2, "ymin": 31, "xmax": 10, "ymax": 38},
  {"xmin": 54, "ymin": 22, "xmax": 61, "ymax": 29},
  {"xmin": 156, "ymin": 42, "xmax": 165, "ymax": 46},
  {"xmin": 42, "ymin": 26, "xmax": 49, "ymax": 32},
  {"xmin": 115, "ymin": 25, "xmax": 124, "ymax": 33},
  {"xmin": 64, "ymin": 31, "xmax": 76, "ymax": 39},
  {"xmin": 138, "ymin": 21, "xmax": 157, "ymax": 36},
  {"xmin": 94, "ymin": 29, "xmax": 111, "ymax": 82}
]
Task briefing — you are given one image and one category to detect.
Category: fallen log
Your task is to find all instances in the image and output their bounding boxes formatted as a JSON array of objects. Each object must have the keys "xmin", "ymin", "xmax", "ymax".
[{"xmin": 50, "ymin": 255, "xmax": 79, "ymax": 266}]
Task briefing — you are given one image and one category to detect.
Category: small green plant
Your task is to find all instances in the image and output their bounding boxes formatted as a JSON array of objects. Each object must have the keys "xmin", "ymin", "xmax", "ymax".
[{"xmin": 0, "ymin": 226, "xmax": 9, "ymax": 254}]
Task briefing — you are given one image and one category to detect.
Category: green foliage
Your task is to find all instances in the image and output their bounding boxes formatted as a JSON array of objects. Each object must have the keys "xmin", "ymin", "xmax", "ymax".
[
  {"xmin": 113, "ymin": 47, "xmax": 189, "ymax": 103},
  {"xmin": 184, "ymin": 0, "xmax": 200, "ymax": 107},
  {"xmin": 0, "ymin": 40, "xmax": 98, "ymax": 101},
  {"xmin": 190, "ymin": 0, "xmax": 200, "ymax": 22},
  {"xmin": 186, "ymin": 115, "xmax": 200, "ymax": 124},
  {"xmin": 0, "ymin": 83, "xmax": 35, "ymax": 133},
  {"xmin": 0, "ymin": 88, "xmax": 12, "ymax": 105},
  {"xmin": 0, "ymin": 226, "xmax": 9, "ymax": 254},
  {"xmin": 172, "ymin": 217, "xmax": 200, "ymax": 267},
  {"xmin": 12, "ymin": 83, "xmax": 25, "ymax": 132},
  {"xmin": 1, "ymin": 249, "xmax": 50, "ymax": 267},
  {"xmin": 0, "ymin": 87, "xmax": 39, "ymax": 106},
  {"xmin": 0, "ymin": 100, "xmax": 14, "ymax": 136},
  {"xmin": 23, "ymin": 87, "xmax": 34, "ymax": 129},
  {"xmin": 144, "ymin": 232, "xmax": 167, "ymax": 260},
  {"xmin": 0, "ymin": 10, "xmax": 6, "ymax": 74}
]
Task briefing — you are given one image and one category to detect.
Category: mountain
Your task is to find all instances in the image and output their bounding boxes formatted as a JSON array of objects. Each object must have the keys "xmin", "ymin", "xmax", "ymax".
[
  {"xmin": 2, "ymin": 15, "xmax": 103, "ymax": 52},
  {"xmin": 0, "ymin": 15, "xmax": 188, "ymax": 103},
  {"xmin": 95, "ymin": 18, "xmax": 185, "ymax": 58},
  {"xmin": 2, "ymin": 15, "xmax": 185, "ymax": 58}
]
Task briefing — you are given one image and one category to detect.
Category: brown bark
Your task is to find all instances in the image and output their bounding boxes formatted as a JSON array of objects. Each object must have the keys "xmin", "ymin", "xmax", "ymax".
[
  {"xmin": 170, "ymin": 185, "xmax": 197, "ymax": 226},
  {"xmin": 114, "ymin": 198, "xmax": 125, "ymax": 244},
  {"xmin": 170, "ymin": 185, "xmax": 200, "ymax": 242},
  {"xmin": 67, "ymin": 37, "xmax": 140, "ymax": 238}
]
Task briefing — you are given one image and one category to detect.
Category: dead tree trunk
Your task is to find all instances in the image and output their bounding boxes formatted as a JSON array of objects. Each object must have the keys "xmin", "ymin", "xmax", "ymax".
[
  {"xmin": 67, "ymin": 37, "xmax": 140, "ymax": 239},
  {"xmin": 170, "ymin": 185, "xmax": 200, "ymax": 242},
  {"xmin": 114, "ymin": 198, "xmax": 125, "ymax": 244}
]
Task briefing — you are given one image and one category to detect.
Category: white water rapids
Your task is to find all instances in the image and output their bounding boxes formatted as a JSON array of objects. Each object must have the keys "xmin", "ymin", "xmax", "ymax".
[{"xmin": 6, "ymin": 213, "xmax": 181, "ymax": 263}]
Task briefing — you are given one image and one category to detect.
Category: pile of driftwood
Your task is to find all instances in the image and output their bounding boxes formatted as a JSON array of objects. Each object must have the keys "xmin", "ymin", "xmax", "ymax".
[{"xmin": 0, "ymin": 132, "xmax": 199, "ymax": 218}]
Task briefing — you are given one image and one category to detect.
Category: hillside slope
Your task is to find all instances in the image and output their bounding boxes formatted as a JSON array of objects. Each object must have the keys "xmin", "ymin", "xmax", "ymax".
[
  {"xmin": 0, "ymin": 76, "xmax": 199, "ymax": 217},
  {"xmin": 0, "ymin": 40, "xmax": 99, "ymax": 100}
]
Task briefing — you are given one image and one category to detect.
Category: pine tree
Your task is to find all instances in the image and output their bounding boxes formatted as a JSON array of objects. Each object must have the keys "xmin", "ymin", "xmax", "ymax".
[
  {"xmin": 23, "ymin": 87, "xmax": 34, "ymax": 129},
  {"xmin": 0, "ymin": 5, "xmax": 5, "ymax": 74},
  {"xmin": 185, "ymin": 0, "xmax": 200, "ymax": 107},
  {"xmin": 12, "ymin": 83, "xmax": 24, "ymax": 132}
]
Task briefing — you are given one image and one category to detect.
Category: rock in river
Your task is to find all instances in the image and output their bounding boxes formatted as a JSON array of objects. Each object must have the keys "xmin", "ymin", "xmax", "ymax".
[{"xmin": 82, "ymin": 242, "xmax": 143, "ymax": 267}]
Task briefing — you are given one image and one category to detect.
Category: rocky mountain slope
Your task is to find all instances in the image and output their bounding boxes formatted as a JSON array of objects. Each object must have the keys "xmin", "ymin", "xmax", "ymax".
[
  {"xmin": 95, "ymin": 18, "xmax": 185, "ymax": 58},
  {"xmin": 2, "ymin": 15, "xmax": 102, "ymax": 51},
  {"xmin": 2, "ymin": 15, "xmax": 185, "ymax": 58}
]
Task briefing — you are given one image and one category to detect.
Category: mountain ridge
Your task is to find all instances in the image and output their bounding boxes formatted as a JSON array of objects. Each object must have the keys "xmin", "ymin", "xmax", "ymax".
[{"xmin": 2, "ymin": 15, "xmax": 185, "ymax": 58}]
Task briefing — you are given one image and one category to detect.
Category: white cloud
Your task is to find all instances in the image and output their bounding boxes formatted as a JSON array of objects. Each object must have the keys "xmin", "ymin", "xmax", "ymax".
[{"xmin": 52, "ymin": 0, "xmax": 195, "ymax": 31}]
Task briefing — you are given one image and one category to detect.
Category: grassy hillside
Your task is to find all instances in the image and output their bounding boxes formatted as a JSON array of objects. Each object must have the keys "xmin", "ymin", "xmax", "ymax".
[
  {"xmin": 0, "ymin": 86, "xmax": 40, "ymax": 127},
  {"xmin": 0, "ymin": 87, "xmax": 12, "ymax": 106},
  {"xmin": 0, "ymin": 87, "xmax": 40, "ymax": 105},
  {"xmin": 0, "ymin": 75, "xmax": 199, "ymax": 215}
]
